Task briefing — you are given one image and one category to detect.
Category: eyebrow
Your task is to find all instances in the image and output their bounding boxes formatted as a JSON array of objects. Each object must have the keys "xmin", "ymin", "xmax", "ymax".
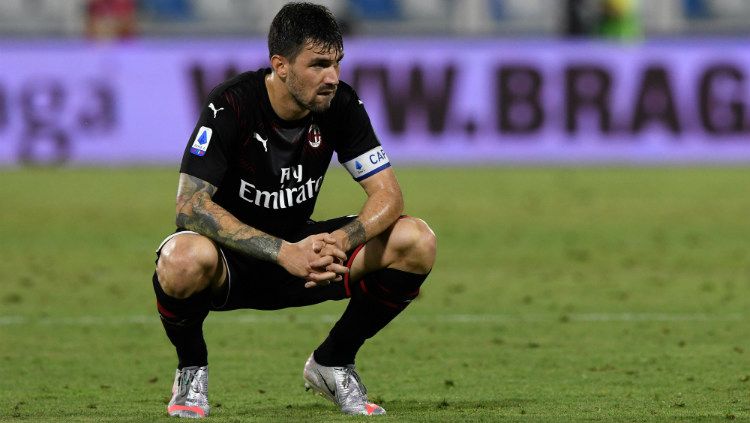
[{"xmin": 310, "ymin": 54, "xmax": 344, "ymax": 66}]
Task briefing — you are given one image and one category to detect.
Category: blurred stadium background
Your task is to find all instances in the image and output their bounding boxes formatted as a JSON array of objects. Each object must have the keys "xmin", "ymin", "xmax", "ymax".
[
  {"xmin": 2, "ymin": 0, "xmax": 750, "ymax": 166},
  {"xmin": 1, "ymin": 0, "xmax": 750, "ymax": 37},
  {"xmin": 2, "ymin": 1, "xmax": 750, "ymax": 421}
]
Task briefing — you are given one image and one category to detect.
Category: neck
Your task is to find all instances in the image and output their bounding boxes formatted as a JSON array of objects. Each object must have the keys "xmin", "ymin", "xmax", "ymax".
[{"xmin": 265, "ymin": 72, "xmax": 309, "ymax": 121}]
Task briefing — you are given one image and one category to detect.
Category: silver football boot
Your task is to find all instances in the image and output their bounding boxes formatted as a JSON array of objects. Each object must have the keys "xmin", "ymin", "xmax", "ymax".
[
  {"xmin": 303, "ymin": 354, "xmax": 386, "ymax": 416},
  {"xmin": 167, "ymin": 366, "xmax": 209, "ymax": 418}
]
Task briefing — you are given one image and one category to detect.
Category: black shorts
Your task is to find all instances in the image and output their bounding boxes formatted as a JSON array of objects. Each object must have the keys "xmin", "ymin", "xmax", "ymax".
[{"xmin": 155, "ymin": 216, "xmax": 362, "ymax": 311}]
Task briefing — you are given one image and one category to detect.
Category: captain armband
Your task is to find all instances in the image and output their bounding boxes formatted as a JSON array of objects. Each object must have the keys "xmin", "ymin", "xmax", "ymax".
[{"xmin": 342, "ymin": 146, "xmax": 391, "ymax": 181}]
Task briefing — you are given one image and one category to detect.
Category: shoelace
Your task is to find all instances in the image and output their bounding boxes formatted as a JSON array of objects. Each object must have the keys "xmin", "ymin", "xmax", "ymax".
[
  {"xmin": 342, "ymin": 367, "xmax": 367, "ymax": 396},
  {"xmin": 178, "ymin": 370, "xmax": 192, "ymax": 397},
  {"xmin": 178, "ymin": 368, "xmax": 205, "ymax": 396}
]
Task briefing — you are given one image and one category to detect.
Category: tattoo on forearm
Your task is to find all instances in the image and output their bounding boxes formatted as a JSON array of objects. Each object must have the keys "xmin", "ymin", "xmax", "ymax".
[
  {"xmin": 235, "ymin": 236, "xmax": 282, "ymax": 263},
  {"xmin": 175, "ymin": 173, "xmax": 282, "ymax": 262},
  {"xmin": 341, "ymin": 219, "xmax": 366, "ymax": 249}
]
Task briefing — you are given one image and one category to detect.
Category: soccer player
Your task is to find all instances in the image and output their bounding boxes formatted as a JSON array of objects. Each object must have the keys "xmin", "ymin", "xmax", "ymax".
[{"xmin": 152, "ymin": 2, "xmax": 436, "ymax": 418}]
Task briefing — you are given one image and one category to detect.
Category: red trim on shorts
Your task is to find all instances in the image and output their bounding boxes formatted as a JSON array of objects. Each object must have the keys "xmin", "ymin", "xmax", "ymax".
[
  {"xmin": 344, "ymin": 244, "xmax": 366, "ymax": 298},
  {"xmin": 156, "ymin": 301, "xmax": 176, "ymax": 319}
]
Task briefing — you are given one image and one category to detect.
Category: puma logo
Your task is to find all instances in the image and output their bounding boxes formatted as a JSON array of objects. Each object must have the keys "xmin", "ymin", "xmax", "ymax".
[
  {"xmin": 253, "ymin": 132, "xmax": 268, "ymax": 152},
  {"xmin": 208, "ymin": 103, "xmax": 224, "ymax": 118}
]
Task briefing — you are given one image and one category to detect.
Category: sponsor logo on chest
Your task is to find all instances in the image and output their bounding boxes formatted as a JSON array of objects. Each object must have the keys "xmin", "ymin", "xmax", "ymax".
[{"xmin": 237, "ymin": 164, "xmax": 322, "ymax": 210}]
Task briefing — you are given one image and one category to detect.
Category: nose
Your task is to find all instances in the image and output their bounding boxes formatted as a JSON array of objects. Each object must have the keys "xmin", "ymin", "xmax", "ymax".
[{"xmin": 323, "ymin": 65, "xmax": 339, "ymax": 86}]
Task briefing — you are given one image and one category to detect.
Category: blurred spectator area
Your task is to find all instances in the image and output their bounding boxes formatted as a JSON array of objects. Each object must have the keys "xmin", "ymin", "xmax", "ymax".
[{"xmin": 0, "ymin": 0, "xmax": 748, "ymax": 38}]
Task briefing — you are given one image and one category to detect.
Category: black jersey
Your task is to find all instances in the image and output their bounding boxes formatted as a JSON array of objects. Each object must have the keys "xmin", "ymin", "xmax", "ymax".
[{"xmin": 180, "ymin": 68, "xmax": 390, "ymax": 239}]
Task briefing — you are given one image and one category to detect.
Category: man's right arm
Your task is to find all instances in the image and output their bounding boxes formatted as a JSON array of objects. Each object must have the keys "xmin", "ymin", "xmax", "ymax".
[
  {"xmin": 174, "ymin": 172, "xmax": 347, "ymax": 281},
  {"xmin": 176, "ymin": 172, "xmax": 282, "ymax": 263}
]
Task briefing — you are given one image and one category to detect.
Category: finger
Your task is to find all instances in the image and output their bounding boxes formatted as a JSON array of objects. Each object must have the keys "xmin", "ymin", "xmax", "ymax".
[
  {"xmin": 322, "ymin": 234, "xmax": 337, "ymax": 245},
  {"xmin": 306, "ymin": 271, "xmax": 336, "ymax": 282},
  {"xmin": 307, "ymin": 255, "xmax": 333, "ymax": 270},
  {"xmin": 310, "ymin": 255, "xmax": 334, "ymax": 269},
  {"xmin": 321, "ymin": 246, "xmax": 347, "ymax": 262},
  {"xmin": 326, "ymin": 263, "xmax": 349, "ymax": 275},
  {"xmin": 304, "ymin": 278, "xmax": 333, "ymax": 288},
  {"xmin": 312, "ymin": 241, "xmax": 322, "ymax": 253}
]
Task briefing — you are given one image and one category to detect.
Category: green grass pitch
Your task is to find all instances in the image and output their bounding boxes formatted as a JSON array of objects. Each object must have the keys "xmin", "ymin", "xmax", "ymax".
[{"xmin": 1, "ymin": 166, "xmax": 748, "ymax": 422}]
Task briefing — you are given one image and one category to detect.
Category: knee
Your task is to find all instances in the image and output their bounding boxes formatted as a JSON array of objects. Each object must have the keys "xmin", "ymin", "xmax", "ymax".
[
  {"xmin": 388, "ymin": 216, "xmax": 437, "ymax": 274},
  {"xmin": 156, "ymin": 235, "xmax": 220, "ymax": 299}
]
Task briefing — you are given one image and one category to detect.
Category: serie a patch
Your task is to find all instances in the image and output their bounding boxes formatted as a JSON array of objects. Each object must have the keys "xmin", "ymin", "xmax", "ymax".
[
  {"xmin": 342, "ymin": 146, "xmax": 391, "ymax": 181},
  {"xmin": 190, "ymin": 126, "xmax": 213, "ymax": 156}
]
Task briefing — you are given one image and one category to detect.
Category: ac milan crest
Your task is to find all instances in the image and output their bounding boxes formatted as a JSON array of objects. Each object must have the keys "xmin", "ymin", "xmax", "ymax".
[{"xmin": 307, "ymin": 124, "xmax": 322, "ymax": 148}]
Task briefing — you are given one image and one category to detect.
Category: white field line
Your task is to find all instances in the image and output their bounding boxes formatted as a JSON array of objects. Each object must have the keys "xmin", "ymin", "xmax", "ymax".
[{"xmin": 0, "ymin": 312, "xmax": 744, "ymax": 326}]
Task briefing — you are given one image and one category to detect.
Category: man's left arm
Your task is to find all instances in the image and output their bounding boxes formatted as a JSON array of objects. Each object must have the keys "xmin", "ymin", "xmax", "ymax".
[{"xmin": 331, "ymin": 167, "xmax": 404, "ymax": 252}]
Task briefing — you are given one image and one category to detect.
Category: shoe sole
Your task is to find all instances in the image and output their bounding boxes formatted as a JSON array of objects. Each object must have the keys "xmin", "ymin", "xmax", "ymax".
[{"xmin": 168, "ymin": 404, "xmax": 207, "ymax": 418}]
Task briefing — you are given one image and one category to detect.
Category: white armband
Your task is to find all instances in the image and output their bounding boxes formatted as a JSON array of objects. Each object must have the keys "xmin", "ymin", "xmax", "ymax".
[{"xmin": 342, "ymin": 146, "xmax": 392, "ymax": 181}]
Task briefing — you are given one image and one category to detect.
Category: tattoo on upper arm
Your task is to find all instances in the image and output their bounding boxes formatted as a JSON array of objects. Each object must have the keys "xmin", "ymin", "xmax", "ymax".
[
  {"xmin": 177, "ymin": 174, "xmax": 218, "ymax": 202},
  {"xmin": 175, "ymin": 174, "xmax": 217, "ymax": 229},
  {"xmin": 341, "ymin": 219, "xmax": 366, "ymax": 249},
  {"xmin": 174, "ymin": 173, "xmax": 282, "ymax": 262}
]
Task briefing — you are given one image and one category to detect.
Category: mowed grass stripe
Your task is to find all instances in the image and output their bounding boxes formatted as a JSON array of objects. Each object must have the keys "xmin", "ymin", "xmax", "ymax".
[{"xmin": 0, "ymin": 312, "xmax": 744, "ymax": 326}]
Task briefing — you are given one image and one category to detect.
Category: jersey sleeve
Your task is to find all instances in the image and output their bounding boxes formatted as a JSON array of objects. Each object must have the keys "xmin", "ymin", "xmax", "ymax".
[
  {"xmin": 334, "ymin": 87, "xmax": 391, "ymax": 182},
  {"xmin": 179, "ymin": 90, "xmax": 239, "ymax": 187}
]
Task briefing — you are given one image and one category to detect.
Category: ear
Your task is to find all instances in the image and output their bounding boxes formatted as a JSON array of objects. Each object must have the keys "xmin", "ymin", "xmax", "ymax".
[{"xmin": 270, "ymin": 54, "xmax": 288, "ymax": 79}]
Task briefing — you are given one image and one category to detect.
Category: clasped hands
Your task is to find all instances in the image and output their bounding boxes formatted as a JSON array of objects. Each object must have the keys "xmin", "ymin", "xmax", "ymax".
[{"xmin": 278, "ymin": 233, "xmax": 349, "ymax": 288}]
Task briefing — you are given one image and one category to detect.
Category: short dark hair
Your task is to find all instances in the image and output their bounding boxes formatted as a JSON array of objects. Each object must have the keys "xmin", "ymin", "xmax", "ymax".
[{"xmin": 268, "ymin": 2, "xmax": 343, "ymax": 61}]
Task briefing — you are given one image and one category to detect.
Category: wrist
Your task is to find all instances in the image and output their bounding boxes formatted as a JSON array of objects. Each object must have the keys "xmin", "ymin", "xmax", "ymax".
[
  {"xmin": 276, "ymin": 240, "xmax": 292, "ymax": 266},
  {"xmin": 331, "ymin": 229, "xmax": 350, "ymax": 251},
  {"xmin": 338, "ymin": 219, "xmax": 366, "ymax": 251}
]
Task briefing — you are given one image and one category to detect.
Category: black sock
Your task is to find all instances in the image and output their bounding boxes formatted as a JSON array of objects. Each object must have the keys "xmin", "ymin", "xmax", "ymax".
[
  {"xmin": 314, "ymin": 268, "xmax": 428, "ymax": 366},
  {"xmin": 153, "ymin": 273, "xmax": 210, "ymax": 369}
]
